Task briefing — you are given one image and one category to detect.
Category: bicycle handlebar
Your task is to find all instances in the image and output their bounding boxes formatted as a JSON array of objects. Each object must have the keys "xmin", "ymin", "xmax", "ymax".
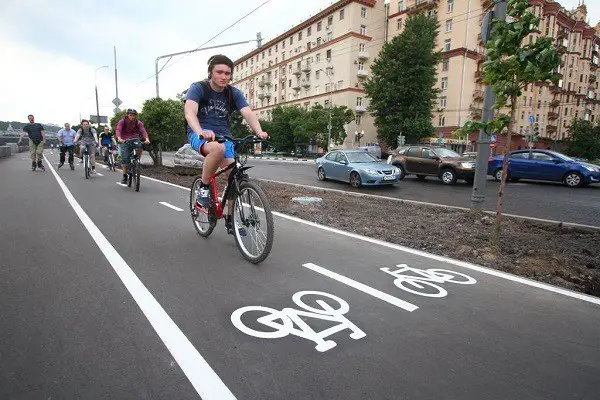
[{"xmin": 213, "ymin": 134, "xmax": 266, "ymax": 145}]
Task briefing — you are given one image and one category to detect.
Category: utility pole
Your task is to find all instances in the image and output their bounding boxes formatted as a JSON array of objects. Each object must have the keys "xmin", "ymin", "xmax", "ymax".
[
  {"xmin": 94, "ymin": 65, "xmax": 108, "ymax": 126},
  {"xmin": 470, "ymin": 0, "xmax": 507, "ymax": 210},
  {"xmin": 154, "ymin": 35, "xmax": 261, "ymax": 98},
  {"xmin": 114, "ymin": 46, "xmax": 120, "ymax": 116}
]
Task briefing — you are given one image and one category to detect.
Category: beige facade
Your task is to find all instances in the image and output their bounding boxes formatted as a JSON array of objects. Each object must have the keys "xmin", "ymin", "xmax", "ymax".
[
  {"xmin": 232, "ymin": 0, "xmax": 384, "ymax": 148},
  {"xmin": 234, "ymin": 0, "xmax": 600, "ymax": 151}
]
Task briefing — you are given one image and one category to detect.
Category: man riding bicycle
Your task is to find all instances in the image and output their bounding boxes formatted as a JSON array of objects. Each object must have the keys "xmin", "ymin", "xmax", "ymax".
[
  {"xmin": 99, "ymin": 126, "xmax": 117, "ymax": 163},
  {"xmin": 115, "ymin": 109, "xmax": 150, "ymax": 184},
  {"xmin": 184, "ymin": 54, "xmax": 268, "ymax": 228},
  {"xmin": 74, "ymin": 119, "xmax": 99, "ymax": 174}
]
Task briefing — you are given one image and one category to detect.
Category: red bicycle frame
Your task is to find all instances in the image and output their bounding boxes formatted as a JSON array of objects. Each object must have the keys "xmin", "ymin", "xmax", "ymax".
[{"xmin": 195, "ymin": 161, "xmax": 236, "ymax": 219}]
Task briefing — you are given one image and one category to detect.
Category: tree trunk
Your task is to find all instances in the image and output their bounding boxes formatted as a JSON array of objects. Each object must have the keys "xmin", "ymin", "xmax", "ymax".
[{"xmin": 492, "ymin": 96, "xmax": 518, "ymax": 250}]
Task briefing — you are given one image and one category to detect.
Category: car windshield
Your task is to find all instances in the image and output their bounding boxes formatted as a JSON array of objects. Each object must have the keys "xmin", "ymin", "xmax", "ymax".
[
  {"xmin": 434, "ymin": 148, "xmax": 461, "ymax": 158},
  {"xmin": 549, "ymin": 151, "xmax": 575, "ymax": 162},
  {"xmin": 346, "ymin": 152, "xmax": 379, "ymax": 163}
]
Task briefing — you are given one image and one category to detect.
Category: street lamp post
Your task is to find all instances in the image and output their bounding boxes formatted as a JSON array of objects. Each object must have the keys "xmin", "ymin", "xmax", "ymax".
[
  {"xmin": 317, "ymin": 67, "xmax": 333, "ymax": 152},
  {"xmin": 95, "ymin": 65, "xmax": 109, "ymax": 125}
]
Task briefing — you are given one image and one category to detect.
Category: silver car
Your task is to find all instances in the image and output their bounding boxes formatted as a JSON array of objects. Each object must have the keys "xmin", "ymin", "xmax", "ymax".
[{"xmin": 316, "ymin": 149, "xmax": 401, "ymax": 188}]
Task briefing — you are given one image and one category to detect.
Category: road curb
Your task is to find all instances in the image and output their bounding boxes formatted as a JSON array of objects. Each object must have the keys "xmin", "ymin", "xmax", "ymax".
[
  {"xmin": 256, "ymin": 178, "xmax": 600, "ymax": 231},
  {"xmin": 250, "ymin": 156, "xmax": 314, "ymax": 162}
]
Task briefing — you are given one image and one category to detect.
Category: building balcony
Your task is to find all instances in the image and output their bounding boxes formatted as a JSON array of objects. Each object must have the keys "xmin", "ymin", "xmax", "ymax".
[
  {"xmin": 472, "ymin": 89, "xmax": 484, "ymax": 101},
  {"xmin": 590, "ymin": 74, "xmax": 597, "ymax": 83},
  {"xmin": 293, "ymin": 68, "xmax": 302, "ymax": 76},
  {"xmin": 482, "ymin": 0, "xmax": 494, "ymax": 8},
  {"xmin": 407, "ymin": 0, "xmax": 439, "ymax": 14},
  {"xmin": 301, "ymin": 79, "xmax": 311, "ymax": 88},
  {"xmin": 355, "ymin": 105, "xmax": 367, "ymax": 113},
  {"xmin": 358, "ymin": 51, "xmax": 370, "ymax": 60},
  {"xmin": 475, "ymin": 70, "xmax": 484, "ymax": 83},
  {"xmin": 550, "ymin": 99, "xmax": 560, "ymax": 108},
  {"xmin": 257, "ymin": 79, "xmax": 271, "ymax": 88},
  {"xmin": 548, "ymin": 112, "xmax": 559, "ymax": 120},
  {"xmin": 469, "ymin": 105, "xmax": 482, "ymax": 120},
  {"xmin": 557, "ymin": 30, "xmax": 567, "ymax": 40},
  {"xmin": 357, "ymin": 70, "xmax": 369, "ymax": 78},
  {"xmin": 292, "ymin": 82, "xmax": 301, "ymax": 91},
  {"xmin": 263, "ymin": 91, "xmax": 272, "ymax": 98},
  {"xmin": 550, "ymin": 85, "xmax": 562, "ymax": 93},
  {"xmin": 546, "ymin": 124, "xmax": 557, "ymax": 133},
  {"xmin": 258, "ymin": 93, "xmax": 265, "ymax": 100},
  {"xmin": 302, "ymin": 63, "xmax": 311, "ymax": 73}
]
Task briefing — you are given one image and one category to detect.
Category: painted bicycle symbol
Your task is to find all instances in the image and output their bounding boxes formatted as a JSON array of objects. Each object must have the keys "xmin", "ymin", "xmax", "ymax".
[
  {"xmin": 380, "ymin": 264, "xmax": 476, "ymax": 298},
  {"xmin": 231, "ymin": 291, "xmax": 366, "ymax": 352}
]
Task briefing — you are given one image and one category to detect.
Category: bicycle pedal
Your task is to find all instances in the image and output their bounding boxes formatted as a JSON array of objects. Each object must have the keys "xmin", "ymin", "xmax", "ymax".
[{"xmin": 238, "ymin": 228, "xmax": 247, "ymax": 237}]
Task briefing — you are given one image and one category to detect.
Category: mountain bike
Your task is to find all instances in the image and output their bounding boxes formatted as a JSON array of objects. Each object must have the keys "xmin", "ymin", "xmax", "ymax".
[
  {"xmin": 190, "ymin": 135, "xmax": 274, "ymax": 264},
  {"xmin": 80, "ymin": 143, "xmax": 93, "ymax": 179},
  {"xmin": 104, "ymin": 144, "xmax": 116, "ymax": 171},
  {"xmin": 123, "ymin": 138, "xmax": 142, "ymax": 192}
]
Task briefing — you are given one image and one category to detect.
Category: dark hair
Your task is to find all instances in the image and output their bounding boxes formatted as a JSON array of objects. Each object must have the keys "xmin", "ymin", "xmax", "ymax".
[
  {"xmin": 81, "ymin": 119, "xmax": 90, "ymax": 124},
  {"xmin": 207, "ymin": 54, "xmax": 234, "ymax": 77},
  {"xmin": 27, "ymin": 114, "xmax": 34, "ymax": 118}
]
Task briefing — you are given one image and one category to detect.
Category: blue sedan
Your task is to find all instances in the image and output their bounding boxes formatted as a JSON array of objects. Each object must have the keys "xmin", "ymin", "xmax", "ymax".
[
  {"xmin": 316, "ymin": 149, "xmax": 401, "ymax": 187},
  {"xmin": 488, "ymin": 149, "xmax": 600, "ymax": 188}
]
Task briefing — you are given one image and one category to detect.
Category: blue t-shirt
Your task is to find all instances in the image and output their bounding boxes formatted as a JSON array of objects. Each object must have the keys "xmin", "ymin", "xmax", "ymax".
[{"xmin": 185, "ymin": 82, "xmax": 249, "ymax": 139}]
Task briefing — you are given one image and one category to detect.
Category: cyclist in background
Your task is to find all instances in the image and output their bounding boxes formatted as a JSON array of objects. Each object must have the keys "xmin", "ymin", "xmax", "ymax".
[
  {"xmin": 115, "ymin": 109, "xmax": 150, "ymax": 184},
  {"xmin": 99, "ymin": 126, "xmax": 117, "ymax": 163},
  {"xmin": 74, "ymin": 119, "xmax": 99, "ymax": 174}
]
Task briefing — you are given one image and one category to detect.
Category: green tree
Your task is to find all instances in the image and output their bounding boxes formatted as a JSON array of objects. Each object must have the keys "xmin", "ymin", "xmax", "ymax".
[
  {"xmin": 364, "ymin": 13, "xmax": 441, "ymax": 148},
  {"xmin": 298, "ymin": 104, "xmax": 354, "ymax": 149},
  {"xmin": 230, "ymin": 110, "xmax": 252, "ymax": 139},
  {"xmin": 138, "ymin": 98, "xmax": 186, "ymax": 165},
  {"xmin": 455, "ymin": 0, "xmax": 560, "ymax": 247},
  {"xmin": 565, "ymin": 119, "xmax": 600, "ymax": 160},
  {"xmin": 266, "ymin": 106, "xmax": 305, "ymax": 153}
]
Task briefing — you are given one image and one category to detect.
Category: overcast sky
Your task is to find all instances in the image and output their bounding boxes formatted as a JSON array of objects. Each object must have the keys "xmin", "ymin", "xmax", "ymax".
[{"xmin": 0, "ymin": 0, "xmax": 598, "ymax": 126}]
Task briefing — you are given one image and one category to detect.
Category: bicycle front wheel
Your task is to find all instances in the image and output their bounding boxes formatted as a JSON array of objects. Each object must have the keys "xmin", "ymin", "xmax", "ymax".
[
  {"xmin": 231, "ymin": 181, "xmax": 274, "ymax": 264},
  {"xmin": 84, "ymin": 155, "xmax": 89, "ymax": 179},
  {"xmin": 134, "ymin": 159, "xmax": 141, "ymax": 192},
  {"xmin": 190, "ymin": 176, "xmax": 216, "ymax": 237}
]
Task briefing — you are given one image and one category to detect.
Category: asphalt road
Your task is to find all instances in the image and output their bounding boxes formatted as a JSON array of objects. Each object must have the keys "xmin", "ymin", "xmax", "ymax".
[
  {"xmin": 2, "ymin": 152, "xmax": 599, "ymax": 399},
  {"xmin": 246, "ymin": 160, "xmax": 600, "ymax": 227}
]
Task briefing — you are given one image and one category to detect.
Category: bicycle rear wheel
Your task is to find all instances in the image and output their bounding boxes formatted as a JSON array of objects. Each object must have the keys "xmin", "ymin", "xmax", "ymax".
[
  {"xmin": 134, "ymin": 158, "xmax": 140, "ymax": 192},
  {"xmin": 231, "ymin": 181, "xmax": 274, "ymax": 264},
  {"xmin": 84, "ymin": 154, "xmax": 89, "ymax": 179},
  {"xmin": 108, "ymin": 153, "xmax": 115, "ymax": 171},
  {"xmin": 190, "ymin": 176, "xmax": 217, "ymax": 237}
]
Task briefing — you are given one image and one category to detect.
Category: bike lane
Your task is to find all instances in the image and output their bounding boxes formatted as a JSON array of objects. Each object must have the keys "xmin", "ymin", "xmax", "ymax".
[{"xmin": 43, "ymin": 152, "xmax": 600, "ymax": 400}]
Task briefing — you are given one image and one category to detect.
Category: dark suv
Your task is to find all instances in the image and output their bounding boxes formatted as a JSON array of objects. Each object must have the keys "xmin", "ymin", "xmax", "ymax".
[{"xmin": 389, "ymin": 145, "xmax": 476, "ymax": 185}]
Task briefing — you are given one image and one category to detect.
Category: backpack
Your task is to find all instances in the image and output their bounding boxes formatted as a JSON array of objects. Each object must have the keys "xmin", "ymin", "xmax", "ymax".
[{"xmin": 183, "ymin": 80, "xmax": 234, "ymax": 132}]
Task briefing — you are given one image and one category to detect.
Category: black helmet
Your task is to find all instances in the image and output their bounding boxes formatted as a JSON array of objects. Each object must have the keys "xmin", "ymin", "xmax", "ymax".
[{"xmin": 126, "ymin": 109, "xmax": 138, "ymax": 115}]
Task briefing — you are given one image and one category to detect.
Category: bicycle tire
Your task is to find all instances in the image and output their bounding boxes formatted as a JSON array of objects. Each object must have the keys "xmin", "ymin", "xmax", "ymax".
[
  {"xmin": 134, "ymin": 158, "xmax": 140, "ymax": 192},
  {"xmin": 190, "ymin": 176, "xmax": 217, "ymax": 237},
  {"xmin": 231, "ymin": 181, "xmax": 274, "ymax": 264},
  {"xmin": 393, "ymin": 278, "xmax": 448, "ymax": 298},
  {"xmin": 84, "ymin": 154, "xmax": 89, "ymax": 179},
  {"xmin": 427, "ymin": 269, "xmax": 477, "ymax": 285}
]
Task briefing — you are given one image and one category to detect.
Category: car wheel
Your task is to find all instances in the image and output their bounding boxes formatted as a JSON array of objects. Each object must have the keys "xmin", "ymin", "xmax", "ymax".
[
  {"xmin": 493, "ymin": 168, "xmax": 503, "ymax": 182},
  {"xmin": 564, "ymin": 172, "xmax": 584, "ymax": 188},
  {"xmin": 465, "ymin": 177, "xmax": 474, "ymax": 185},
  {"xmin": 349, "ymin": 171, "xmax": 362, "ymax": 188},
  {"xmin": 440, "ymin": 168, "xmax": 457, "ymax": 185},
  {"xmin": 416, "ymin": 174, "xmax": 427, "ymax": 181},
  {"xmin": 393, "ymin": 164, "xmax": 406, "ymax": 180},
  {"xmin": 317, "ymin": 167, "xmax": 326, "ymax": 181}
]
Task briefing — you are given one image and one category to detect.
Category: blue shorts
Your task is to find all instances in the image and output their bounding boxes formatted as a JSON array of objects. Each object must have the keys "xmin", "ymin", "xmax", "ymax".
[{"xmin": 189, "ymin": 132, "xmax": 235, "ymax": 159}]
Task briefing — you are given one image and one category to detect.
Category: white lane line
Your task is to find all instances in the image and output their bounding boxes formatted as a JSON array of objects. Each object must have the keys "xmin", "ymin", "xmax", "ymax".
[
  {"xmin": 43, "ymin": 155, "xmax": 236, "ymax": 400},
  {"xmin": 116, "ymin": 182, "xmax": 128, "ymax": 187},
  {"xmin": 96, "ymin": 172, "xmax": 104, "ymax": 177},
  {"xmin": 302, "ymin": 263, "xmax": 418, "ymax": 312},
  {"xmin": 142, "ymin": 174, "xmax": 191, "ymax": 191},
  {"xmin": 159, "ymin": 201, "xmax": 184, "ymax": 212},
  {"xmin": 138, "ymin": 173, "xmax": 600, "ymax": 306}
]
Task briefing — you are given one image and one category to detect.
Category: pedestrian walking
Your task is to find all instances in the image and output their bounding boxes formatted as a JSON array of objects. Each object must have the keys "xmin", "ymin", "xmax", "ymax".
[
  {"xmin": 18, "ymin": 114, "xmax": 46, "ymax": 171},
  {"xmin": 56, "ymin": 122, "xmax": 77, "ymax": 170}
]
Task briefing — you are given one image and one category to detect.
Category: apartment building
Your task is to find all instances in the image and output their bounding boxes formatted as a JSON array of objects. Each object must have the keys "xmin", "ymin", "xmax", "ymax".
[
  {"xmin": 232, "ymin": 0, "xmax": 384, "ymax": 149},
  {"xmin": 387, "ymin": 0, "xmax": 600, "ymax": 152}
]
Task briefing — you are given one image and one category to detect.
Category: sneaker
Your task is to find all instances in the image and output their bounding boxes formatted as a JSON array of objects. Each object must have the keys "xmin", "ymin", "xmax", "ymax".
[
  {"xmin": 31, "ymin": 164, "xmax": 36, "ymax": 171},
  {"xmin": 121, "ymin": 175, "xmax": 128, "ymax": 185},
  {"xmin": 58, "ymin": 162, "xmax": 64, "ymax": 169},
  {"xmin": 91, "ymin": 167, "xmax": 96, "ymax": 174},
  {"xmin": 195, "ymin": 186, "xmax": 211, "ymax": 208},
  {"xmin": 69, "ymin": 163, "xmax": 75, "ymax": 170},
  {"xmin": 37, "ymin": 163, "xmax": 45, "ymax": 171},
  {"xmin": 225, "ymin": 215, "xmax": 234, "ymax": 235}
]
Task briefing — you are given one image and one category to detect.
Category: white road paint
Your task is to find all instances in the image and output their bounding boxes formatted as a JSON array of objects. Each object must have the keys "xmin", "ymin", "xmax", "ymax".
[
  {"xmin": 159, "ymin": 201, "xmax": 184, "ymax": 212},
  {"xmin": 135, "ymin": 173, "xmax": 600, "ymax": 306},
  {"xmin": 95, "ymin": 172, "xmax": 104, "ymax": 177},
  {"xmin": 231, "ymin": 290, "xmax": 365, "ymax": 352},
  {"xmin": 44, "ymin": 156, "xmax": 236, "ymax": 400},
  {"xmin": 116, "ymin": 182, "xmax": 128, "ymax": 187},
  {"xmin": 302, "ymin": 263, "xmax": 418, "ymax": 312},
  {"xmin": 380, "ymin": 265, "xmax": 477, "ymax": 298}
]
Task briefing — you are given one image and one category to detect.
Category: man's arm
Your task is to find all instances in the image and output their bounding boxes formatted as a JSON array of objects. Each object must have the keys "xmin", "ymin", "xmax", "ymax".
[
  {"xmin": 137, "ymin": 121, "xmax": 150, "ymax": 142},
  {"xmin": 185, "ymin": 100, "xmax": 203, "ymax": 134},
  {"xmin": 240, "ymin": 106, "xmax": 267, "ymax": 138},
  {"xmin": 74, "ymin": 131, "xmax": 81, "ymax": 143},
  {"xmin": 18, "ymin": 129, "xmax": 26, "ymax": 143},
  {"xmin": 56, "ymin": 130, "xmax": 63, "ymax": 146},
  {"xmin": 115, "ymin": 119, "xmax": 123, "ymax": 142},
  {"xmin": 92, "ymin": 130, "xmax": 99, "ymax": 144},
  {"xmin": 41, "ymin": 130, "xmax": 46, "ymax": 143}
]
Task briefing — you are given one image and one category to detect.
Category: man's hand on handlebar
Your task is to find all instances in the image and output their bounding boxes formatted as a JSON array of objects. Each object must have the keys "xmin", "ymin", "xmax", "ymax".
[
  {"xmin": 256, "ymin": 131, "xmax": 269, "ymax": 140},
  {"xmin": 199, "ymin": 130, "xmax": 216, "ymax": 142},
  {"xmin": 143, "ymin": 138, "xmax": 150, "ymax": 145}
]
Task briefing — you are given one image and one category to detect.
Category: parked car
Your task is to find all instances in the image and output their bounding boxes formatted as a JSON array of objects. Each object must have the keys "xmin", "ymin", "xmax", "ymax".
[
  {"xmin": 357, "ymin": 143, "xmax": 382, "ymax": 159},
  {"xmin": 389, "ymin": 145, "xmax": 476, "ymax": 185},
  {"xmin": 315, "ymin": 149, "xmax": 401, "ymax": 188},
  {"xmin": 461, "ymin": 152, "xmax": 478, "ymax": 159},
  {"xmin": 488, "ymin": 150, "xmax": 600, "ymax": 187}
]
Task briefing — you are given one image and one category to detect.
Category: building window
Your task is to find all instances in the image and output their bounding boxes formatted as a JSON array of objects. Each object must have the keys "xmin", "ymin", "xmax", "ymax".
[
  {"xmin": 440, "ymin": 96, "xmax": 447, "ymax": 108},
  {"xmin": 337, "ymin": 80, "xmax": 344, "ymax": 89},
  {"xmin": 326, "ymin": 49, "xmax": 332, "ymax": 59},
  {"xmin": 356, "ymin": 114, "xmax": 362, "ymax": 125},
  {"xmin": 397, "ymin": 18, "xmax": 403, "ymax": 31},
  {"xmin": 307, "ymin": 42, "xmax": 312, "ymax": 50},
  {"xmin": 282, "ymin": 52, "xmax": 285, "ymax": 60},
  {"xmin": 328, "ymin": 15, "xmax": 333, "ymax": 26},
  {"xmin": 446, "ymin": 19, "xmax": 453, "ymax": 33},
  {"xmin": 398, "ymin": 1, "xmax": 404, "ymax": 12},
  {"xmin": 439, "ymin": 115, "xmax": 445, "ymax": 127},
  {"xmin": 444, "ymin": 39, "xmax": 451, "ymax": 51},
  {"xmin": 316, "ymin": 53, "xmax": 321, "ymax": 62},
  {"xmin": 361, "ymin": 7, "xmax": 367, "ymax": 18},
  {"xmin": 441, "ymin": 77, "xmax": 448, "ymax": 90},
  {"xmin": 339, "ymin": 9, "xmax": 345, "ymax": 20},
  {"xmin": 360, "ymin": 25, "xmax": 367, "ymax": 35},
  {"xmin": 317, "ymin": 21, "xmax": 322, "ymax": 32},
  {"xmin": 268, "ymin": 48, "xmax": 272, "ymax": 56},
  {"xmin": 448, "ymin": 0, "xmax": 454, "ymax": 13},
  {"xmin": 289, "ymin": 79, "xmax": 292, "ymax": 87},
  {"xmin": 315, "ymin": 85, "xmax": 320, "ymax": 94},
  {"xmin": 324, "ymin": 99, "xmax": 330, "ymax": 108},
  {"xmin": 298, "ymin": 31, "xmax": 302, "ymax": 40},
  {"xmin": 358, "ymin": 61, "xmax": 365, "ymax": 71},
  {"xmin": 442, "ymin": 57, "xmax": 449, "ymax": 71},
  {"xmin": 307, "ymin": 26, "xmax": 312, "ymax": 36},
  {"xmin": 357, "ymin": 97, "xmax": 363, "ymax": 106},
  {"xmin": 325, "ymin": 83, "xmax": 331, "ymax": 92},
  {"xmin": 316, "ymin": 69, "xmax": 320, "ymax": 79},
  {"xmin": 327, "ymin": 31, "xmax": 333, "ymax": 41},
  {"xmin": 359, "ymin": 43, "xmax": 365, "ymax": 52},
  {"xmin": 290, "ymin": 36, "xmax": 293, "ymax": 45}
]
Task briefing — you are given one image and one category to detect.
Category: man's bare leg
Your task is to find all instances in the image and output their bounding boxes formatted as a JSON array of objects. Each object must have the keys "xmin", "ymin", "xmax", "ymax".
[{"xmin": 200, "ymin": 142, "xmax": 225, "ymax": 184}]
